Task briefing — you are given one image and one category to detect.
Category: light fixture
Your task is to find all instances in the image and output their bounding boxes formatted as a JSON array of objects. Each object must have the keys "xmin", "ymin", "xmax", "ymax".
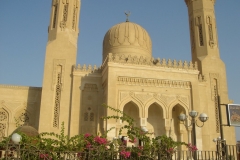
[
  {"xmin": 199, "ymin": 113, "xmax": 208, "ymax": 122},
  {"xmin": 178, "ymin": 111, "xmax": 208, "ymax": 127},
  {"xmin": 213, "ymin": 138, "xmax": 217, "ymax": 143},
  {"xmin": 141, "ymin": 126, "xmax": 148, "ymax": 133},
  {"xmin": 178, "ymin": 113, "xmax": 187, "ymax": 121},
  {"xmin": 189, "ymin": 110, "xmax": 198, "ymax": 118},
  {"xmin": 11, "ymin": 133, "xmax": 22, "ymax": 144}
]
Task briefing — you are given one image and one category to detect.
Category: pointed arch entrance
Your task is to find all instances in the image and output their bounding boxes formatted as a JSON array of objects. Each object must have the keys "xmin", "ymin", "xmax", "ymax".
[
  {"xmin": 170, "ymin": 104, "xmax": 188, "ymax": 143},
  {"xmin": 121, "ymin": 101, "xmax": 140, "ymax": 136},
  {"xmin": 147, "ymin": 103, "xmax": 164, "ymax": 137}
]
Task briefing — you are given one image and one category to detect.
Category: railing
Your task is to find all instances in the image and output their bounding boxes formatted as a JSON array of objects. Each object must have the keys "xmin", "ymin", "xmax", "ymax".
[{"xmin": 0, "ymin": 144, "xmax": 239, "ymax": 160}]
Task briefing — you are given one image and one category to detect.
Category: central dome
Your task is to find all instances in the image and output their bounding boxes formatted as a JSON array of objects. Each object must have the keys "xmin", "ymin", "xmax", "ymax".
[{"xmin": 102, "ymin": 21, "xmax": 152, "ymax": 62}]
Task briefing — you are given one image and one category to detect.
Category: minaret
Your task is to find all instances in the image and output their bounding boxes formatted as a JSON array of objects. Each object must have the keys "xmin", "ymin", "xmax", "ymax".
[
  {"xmin": 38, "ymin": 0, "xmax": 81, "ymax": 134},
  {"xmin": 185, "ymin": 0, "xmax": 236, "ymax": 147},
  {"xmin": 185, "ymin": 0, "xmax": 221, "ymax": 65}
]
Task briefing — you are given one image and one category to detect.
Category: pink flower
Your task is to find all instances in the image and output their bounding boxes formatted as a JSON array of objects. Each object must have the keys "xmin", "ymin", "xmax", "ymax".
[
  {"xmin": 84, "ymin": 133, "xmax": 91, "ymax": 138},
  {"xmin": 39, "ymin": 153, "xmax": 52, "ymax": 160},
  {"xmin": 120, "ymin": 150, "xmax": 131, "ymax": 159},
  {"xmin": 187, "ymin": 143, "xmax": 198, "ymax": 151},
  {"xmin": 86, "ymin": 143, "xmax": 91, "ymax": 148},
  {"xmin": 94, "ymin": 136, "xmax": 108, "ymax": 145},
  {"xmin": 138, "ymin": 152, "xmax": 141, "ymax": 157}
]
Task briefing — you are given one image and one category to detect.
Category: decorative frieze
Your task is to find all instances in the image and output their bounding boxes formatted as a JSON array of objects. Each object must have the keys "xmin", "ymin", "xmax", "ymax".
[
  {"xmin": 60, "ymin": 4, "xmax": 68, "ymax": 29},
  {"xmin": 214, "ymin": 86, "xmax": 220, "ymax": 133},
  {"xmin": 117, "ymin": 77, "xmax": 191, "ymax": 89},
  {"xmin": 53, "ymin": 72, "xmax": 62, "ymax": 128},
  {"xmin": 210, "ymin": 73, "xmax": 220, "ymax": 133},
  {"xmin": 106, "ymin": 53, "xmax": 198, "ymax": 70}
]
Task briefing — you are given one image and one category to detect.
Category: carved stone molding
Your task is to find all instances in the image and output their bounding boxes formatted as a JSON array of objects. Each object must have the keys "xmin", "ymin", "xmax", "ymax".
[
  {"xmin": 210, "ymin": 73, "xmax": 220, "ymax": 100},
  {"xmin": 177, "ymin": 95, "xmax": 189, "ymax": 106},
  {"xmin": 156, "ymin": 94, "xmax": 175, "ymax": 106},
  {"xmin": 117, "ymin": 77, "xmax": 191, "ymax": 89},
  {"xmin": 52, "ymin": 59, "xmax": 66, "ymax": 91},
  {"xmin": 1, "ymin": 100, "xmax": 22, "ymax": 113},
  {"xmin": 120, "ymin": 92, "xmax": 129, "ymax": 102},
  {"xmin": 119, "ymin": 91, "xmax": 189, "ymax": 109},
  {"xmin": 135, "ymin": 93, "xmax": 152, "ymax": 105}
]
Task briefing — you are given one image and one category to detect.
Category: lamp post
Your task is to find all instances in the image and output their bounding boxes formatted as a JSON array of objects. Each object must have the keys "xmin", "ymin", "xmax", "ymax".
[
  {"xmin": 178, "ymin": 110, "xmax": 208, "ymax": 160},
  {"xmin": 10, "ymin": 133, "xmax": 22, "ymax": 159},
  {"xmin": 213, "ymin": 137, "xmax": 227, "ymax": 159}
]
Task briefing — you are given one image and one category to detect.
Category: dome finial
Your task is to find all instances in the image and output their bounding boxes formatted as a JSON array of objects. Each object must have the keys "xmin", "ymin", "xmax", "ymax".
[{"xmin": 124, "ymin": 11, "xmax": 131, "ymax": 22}]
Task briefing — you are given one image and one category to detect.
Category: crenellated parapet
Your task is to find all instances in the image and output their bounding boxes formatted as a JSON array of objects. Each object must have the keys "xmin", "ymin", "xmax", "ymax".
[
  {"xmin": 73, "ymin": 64, "xmax": 101, "ymax": 73},
  {"xmin": 0, "ymin": 85, "xmax": 42, "ymax": 90},
  {"xmin": 104, "ymin": 53, "xmax": 198, "ymax": 70}
]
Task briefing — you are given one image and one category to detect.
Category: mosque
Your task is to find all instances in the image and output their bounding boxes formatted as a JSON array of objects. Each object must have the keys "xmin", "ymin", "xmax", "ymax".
[{"xmin": 0, "ymin": 0, "xmax": 236, "ymax": 150}]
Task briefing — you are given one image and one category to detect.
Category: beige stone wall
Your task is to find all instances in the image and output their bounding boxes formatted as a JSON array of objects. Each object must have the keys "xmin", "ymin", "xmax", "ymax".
[
  {"xmin": 0, "ymin": 85, "xmax": 41, "ymax": 139},
  {"xmin": 69, "ymin": 65, "xmax": 103, "ymax": 137},
  {"xmin": 101, "ymin": 54, "xmax": 201, "ymax": 145}
]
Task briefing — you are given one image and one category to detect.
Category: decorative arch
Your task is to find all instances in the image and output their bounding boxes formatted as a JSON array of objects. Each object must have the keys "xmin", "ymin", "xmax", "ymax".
[
  {"xmin": 0, "ymin": 107, "xmax": 9, "ymax": 139},
  {"xmin": 0, "ymin": 101, "xmax": 13, "ymax": 122},
  {"xmin": 14, "ymin": 109, "xmax": 31, "ymax": 126},
  {"xmin": 168, "ymin": 100, "xmax": 189, "ymax": 119},
  {"xmin": 169, "ymin": 101, "xmax": 189, "ymax": 144},
  {"xmin": 145, "ymin": 99, "xmax": 167, "ymax": 118},
  {"xmin": 119, "ymin": 97, "xmax": 143, "ymax": 118}
]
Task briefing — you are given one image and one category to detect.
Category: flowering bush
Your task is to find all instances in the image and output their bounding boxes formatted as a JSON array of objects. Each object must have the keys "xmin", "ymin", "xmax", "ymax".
[{"xmin": 0, "ymin": 104, "xmax": 196, "ymax": 160}]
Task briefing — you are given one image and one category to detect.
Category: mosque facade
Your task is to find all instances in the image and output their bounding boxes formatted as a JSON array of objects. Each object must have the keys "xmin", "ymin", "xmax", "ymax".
[{"xmin": 0, "ymin": 0, "xmax": 236, "ymax": 150}]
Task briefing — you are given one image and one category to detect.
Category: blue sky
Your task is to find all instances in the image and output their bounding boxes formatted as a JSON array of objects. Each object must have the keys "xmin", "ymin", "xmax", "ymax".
[{"xmin": 0, "ymin": 1, "xmax": 239, "ymax": 140}]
